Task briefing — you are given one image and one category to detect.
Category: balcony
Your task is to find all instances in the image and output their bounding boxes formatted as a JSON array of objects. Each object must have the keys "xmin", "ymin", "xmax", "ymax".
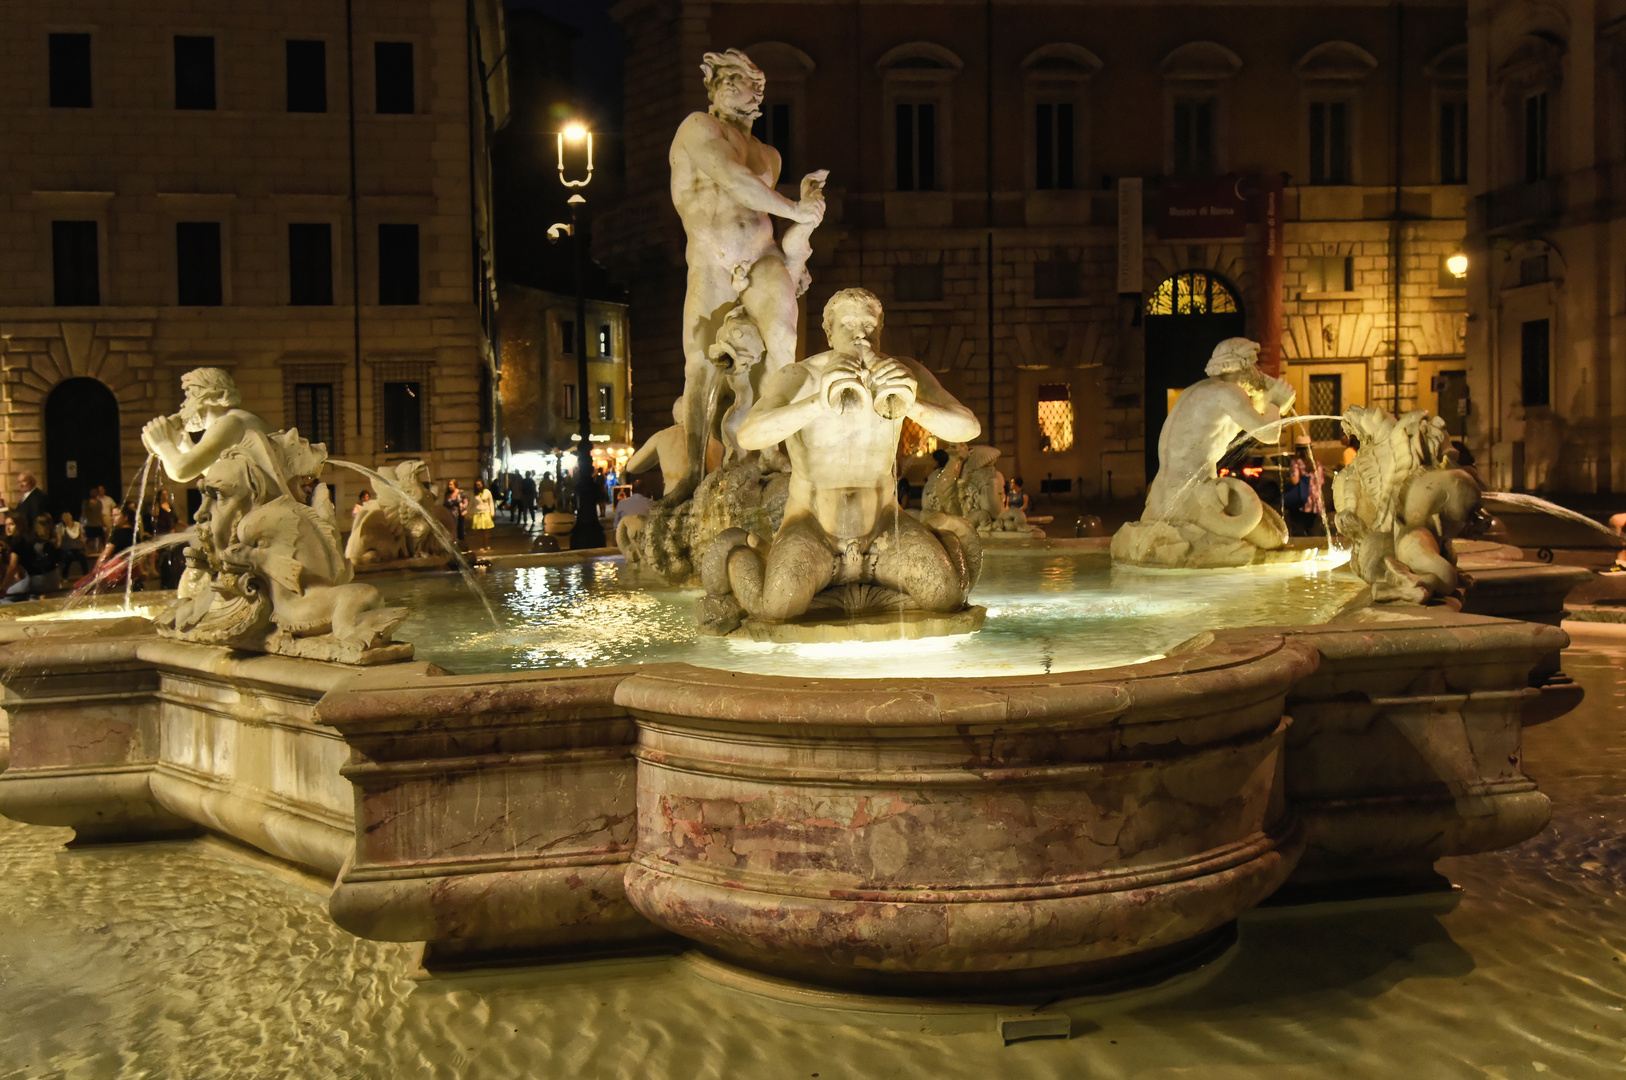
[{"xmin": 1481, "ymin": 177, "xmax": 1565, "ymax": 233}]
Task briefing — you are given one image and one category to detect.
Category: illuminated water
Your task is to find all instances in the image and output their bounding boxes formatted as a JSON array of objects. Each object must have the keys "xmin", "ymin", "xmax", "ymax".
[
  {"xmin": 2, "ymin": 624, "xmax": 1620, "ymax": 1077},
  {"xmin": 377, "ymin": 549, "xmax": 1363, "ymax": 678}
]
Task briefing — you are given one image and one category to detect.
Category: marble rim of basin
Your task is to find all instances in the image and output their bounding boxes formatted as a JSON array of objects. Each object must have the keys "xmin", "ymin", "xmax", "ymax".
[{"xmin": 614, "ymin": 635, "xmax": 1317, "ymax": 992}]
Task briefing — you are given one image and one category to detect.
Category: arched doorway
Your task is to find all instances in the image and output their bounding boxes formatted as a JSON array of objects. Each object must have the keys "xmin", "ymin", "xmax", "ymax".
[
  {"xmin": 1143, "ymin": 270, "xmax": 1246, "ymax": 479},
  {"xmin": 45, "ymin": 377, "xmax": 122, "ymax": 517}
]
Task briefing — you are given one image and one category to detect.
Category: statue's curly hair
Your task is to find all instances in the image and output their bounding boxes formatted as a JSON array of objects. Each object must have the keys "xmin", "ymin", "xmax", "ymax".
[
  {"xmin": 821, "ymin": 288, "xmax": 885, "ymax": 341},
  {"xmin": 180, "ymin": 366, "xmax": 242, "ymax": 409},
  {"xmin": 699, "ymin": 49, "xmax": 764, "ymax": 94}
]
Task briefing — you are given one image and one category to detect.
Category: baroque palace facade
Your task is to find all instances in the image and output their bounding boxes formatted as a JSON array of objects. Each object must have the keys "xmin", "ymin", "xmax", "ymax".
[
  {"xmin": 1465, "ymin": 0, "xmax": 1626, "ymax": 495},
  {"xmin": 0, "ymin": 1, "xmax": 509, "ymax": 516},
  {"xmin": 601, "ymin": 0, "xmax": 1473, "ymax": 498}
]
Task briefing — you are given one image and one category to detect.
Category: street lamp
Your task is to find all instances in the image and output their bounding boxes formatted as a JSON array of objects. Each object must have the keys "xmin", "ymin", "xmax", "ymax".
[
  {"xmin": 547, "ymin": 121, "xmax": 606, "ymax": 550},
  {"xmin": 1446, "ymin": 252, "xmax": 1469, "ymax": 279}
]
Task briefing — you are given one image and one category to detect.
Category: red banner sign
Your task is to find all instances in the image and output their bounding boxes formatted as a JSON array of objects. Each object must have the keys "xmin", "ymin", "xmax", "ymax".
[{"xmin": 1157, "ymin": 177, "xmax": 1247, "ymax": 239}]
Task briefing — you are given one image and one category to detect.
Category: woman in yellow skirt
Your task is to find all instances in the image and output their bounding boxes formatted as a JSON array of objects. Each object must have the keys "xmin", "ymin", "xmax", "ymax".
[{"xmin": 469, "ymin": 478, "xmax": 496, "ymax": 552}]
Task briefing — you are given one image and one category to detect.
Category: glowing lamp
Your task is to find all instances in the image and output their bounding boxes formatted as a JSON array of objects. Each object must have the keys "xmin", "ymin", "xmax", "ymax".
[{"xmin": 1446, "ymin": 252, "xmax": 1468, "ymax": 279}]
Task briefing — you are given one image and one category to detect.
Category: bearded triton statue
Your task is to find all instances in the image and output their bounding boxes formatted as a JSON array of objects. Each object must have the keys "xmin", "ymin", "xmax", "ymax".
[
  {"xmin": 1335, "ymin": 406, "xmax": 1486, "ymax": 604},
  {"xmin": 1112, "ymin": 338, "xmax": 1296, "ymax": 568},
  {"xmin": 141, "ymin": 368, "xmax": 410, "ymax": 664}
]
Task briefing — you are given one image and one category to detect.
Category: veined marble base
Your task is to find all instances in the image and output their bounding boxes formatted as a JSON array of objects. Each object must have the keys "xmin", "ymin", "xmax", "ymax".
[{"xmin": 0, "ymin": 559, "xmax": 1593, "ymax": 991}]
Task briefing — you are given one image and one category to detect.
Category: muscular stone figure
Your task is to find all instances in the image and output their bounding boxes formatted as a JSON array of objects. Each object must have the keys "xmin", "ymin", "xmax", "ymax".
[
  {"xmin": 702, "ymin": 289, "xmax": 982, "ymax": 631},
  {"xmin": 668, "ymin": 48, "xmax": 827, "ymax": 503},
  {"xmin": 141, "ymin": 367, "xmax": 271, "ymax": 484},
  {"xmin": 1113, "ymin": 338, "xmax": 1297, "ymax": 568}
]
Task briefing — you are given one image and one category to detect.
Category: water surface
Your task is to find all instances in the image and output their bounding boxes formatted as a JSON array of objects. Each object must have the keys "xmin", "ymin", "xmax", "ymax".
[{"xmin": 377, "ymin": 549, "xmax": 1364, "ymax": 678}]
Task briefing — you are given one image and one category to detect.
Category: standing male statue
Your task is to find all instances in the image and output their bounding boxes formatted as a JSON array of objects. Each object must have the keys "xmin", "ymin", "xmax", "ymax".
[{"xmin": 668, "ymin": 48, "xmax": 828, "ymax": 503}]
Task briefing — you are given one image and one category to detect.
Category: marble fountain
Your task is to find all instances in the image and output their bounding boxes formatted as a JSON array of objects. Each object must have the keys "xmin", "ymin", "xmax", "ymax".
[{"xmin": 0, "ymin": 49, "xmax": 1594, "ymax": 1009}]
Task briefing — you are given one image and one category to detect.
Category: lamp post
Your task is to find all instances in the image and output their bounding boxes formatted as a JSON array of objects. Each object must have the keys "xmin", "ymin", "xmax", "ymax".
[{"xmin": 550, "ymin": 122, "xmax": 605, "ymax": 550}]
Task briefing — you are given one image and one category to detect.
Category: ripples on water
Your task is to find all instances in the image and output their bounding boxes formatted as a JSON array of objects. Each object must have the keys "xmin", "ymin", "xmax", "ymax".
[
  {"xmin": 380, "ymin": 550, "xmax": 1365, "ymax": 678},
  {"xmin": 1, "ymin": 629, "xmax": 1622, "ymax": 1077}
]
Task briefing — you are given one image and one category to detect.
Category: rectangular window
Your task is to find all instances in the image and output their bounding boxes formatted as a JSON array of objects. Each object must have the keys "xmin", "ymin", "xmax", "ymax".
[
  {"xmin": 48, "ymin": 33, "xmax": 92, "ymax": 108},
  {"xmin": 1034, "ymin": 102, "xmax": 1076, "ymax": 190},
  {"xmin": 51, "ymin": 220, "xmax": 99, "ymax": 306},
  {"xmin": 1307, "ymin": 374, "xmax": 1343, "ymax": 441},
  {"xmin": 1524, "ymin": 91, "xmax": 1548, "ymax": 182},
  {"xmin": 750, "ymin": 102, "xmax": 793, "ymax": 179},
  {"xmin": 564, "ymin": 383, "xmax": 578, "ymax": 419},
  {"xmin": 1172, "ymin": 98, "xmax": 1216, "ymax": 176},
  {"xmin": 175, "ymin": 222, "xmax": 223, "ymax": 306},
  {"xmin": 287, "ymin": 223, "xmax": 333, "ymax": 306},
  {"xmin": 1033, "ymin": 259, "xmax": 1081, "ymax": 300},
  {"xmin": 561, "ymin": 319, "xmax": 575, "ymax": 354},
  {"xmin": 1036, "ymin": 384, "xmax": 1074, "ymax": 452},
  {"xmin": 1520, "ymin": 318, "xmax": 1550, "ymax": 407},
  {"xmin": 1308, "ymin": 101, "xmax": 1350, "ymax": 185},
  {"xmin": 293, "ymin": 382, "xmax": 336, "ymax": 448},
  {"xmin": 377, "ymin": 224, "xmax": 419, "ymax": 305},
  {"xmin": 894, "ymin": 263, "xmax": 943, "ymax": 303},
  {"xmin": 286, "ymin": 40, "xmax": 327, "ymax": 113},
  {"xmin": 374, "ymin": 42, "xmax": 415, "ymax": 114},
  {"xmin": 895, "ymin": 102, "xmax": 936, "ymax": 191},
  {"xmin": 1439, "ymin": 99, "xmax": 1467, "ymax": 184},
  {"xmin": 1305, "ymin": 255, "xmax": 1354, "ymax": 294},
  {"xmin": 174, "ymin": 35, "xmax": 216, "ymax": 110},
  {"xmin": 597, "ymin": 324, "xmax": 612, "ymax": 357},
  {"xmin": 597, "ymin": 385, "xmax": 613, "ymax": 422},
  {"xmin": 382, "ymin": 382, "xmax": 423, "ymax": 452}
]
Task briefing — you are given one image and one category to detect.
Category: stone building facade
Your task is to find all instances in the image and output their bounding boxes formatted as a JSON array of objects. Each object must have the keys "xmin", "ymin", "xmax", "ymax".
[
  {"xmin": 601, "ymin": 0, "xmax": 1470, "ymax": 497},
  {"xmin": 1465, "ymin": 0, "xmax": 1626, "ymax": 495},
  {"xmin": 0, "ymin": 1, "xmax": 509, "ymax": 517},
  {"xmin": 497, "ymin": 281, "xmax": 633, "ymax": 474}
]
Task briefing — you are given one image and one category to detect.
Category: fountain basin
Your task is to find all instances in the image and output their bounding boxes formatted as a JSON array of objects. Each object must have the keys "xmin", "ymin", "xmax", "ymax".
[
  {"xmin": 616, "ymin": 638, "xmax": 1311, "ymax": 992},
  {"xmin": 0, "ymin": 553, "xmax": 1589, "ymax": 993}
]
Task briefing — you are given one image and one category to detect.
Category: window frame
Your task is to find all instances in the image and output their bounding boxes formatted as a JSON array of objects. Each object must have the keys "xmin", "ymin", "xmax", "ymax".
[
  {"xmin": 50, "ymin": 219, "xmax": 102, "ymax": 307},
  {"xmin": 287, "ymin": 221, "xmax": 337, "ymax": 307},
  {"xmin": 175, "ymin": 221, "xmax": 224, "ymax": 307},
  {"xmin": 47, "ymin": 31, "xmax": 93, "ymax": 109},
  {"xmin": 1159, "ymin": 41, "xmax": 1241, "ymax": 177},
  {"xmin": 172, "ymin": 33, "xmax": 218, "ymax": 112},
  {"xmin": 373, "ymin": 359, "xmax": 433, "ymax": 456},
  {"xmin": 376, "ymin": 222, "xmax": 421, "ymax": 306},
  {"xmin": 877, "ymin": 43, "xmax": 962, "ymax": 194},
  {"xmin": 285, "ymin": 38, "xmax": 329, "ymax": 114},
  {"xmin": 371, "ymin": 39, "xmax": 419, "ymax": 116},
  {"xmin": 282, "ymin": 363, "xmax": 346, "ymax": 455},
  {"xmin": 1021, "ymin": 45, "xmax": 1099, "ymax": 194}
]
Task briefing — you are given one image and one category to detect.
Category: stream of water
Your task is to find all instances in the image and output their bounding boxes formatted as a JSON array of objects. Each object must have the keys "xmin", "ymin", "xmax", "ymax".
[{"xmin": 326, "ymin": 459, "xmax": 501, "ymax": 629}]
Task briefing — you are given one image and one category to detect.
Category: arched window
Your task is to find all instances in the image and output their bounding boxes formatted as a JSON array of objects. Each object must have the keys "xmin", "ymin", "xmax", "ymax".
[{"xmin": 1145, "ymin": 270, "xmax": 1240, "ymax": 315}]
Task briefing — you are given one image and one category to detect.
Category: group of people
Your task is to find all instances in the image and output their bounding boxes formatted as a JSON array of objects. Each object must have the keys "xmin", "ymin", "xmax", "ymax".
[{"xmin": 0, "ymin": 474, "xmax": 183, "ymax": 600}]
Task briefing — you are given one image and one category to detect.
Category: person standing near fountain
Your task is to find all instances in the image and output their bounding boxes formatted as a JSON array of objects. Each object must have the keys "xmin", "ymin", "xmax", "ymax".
[
  {"xmin": 469, "ymin": 480, "xmax": 495, "ymax": 553},
  {"xmin": 1113, "ymin": 337, "xmax": 1296, "ymax": 568},
  {"xmin": 666, "ymin": 48, "xmax": 828, "ymax": 504},
  {"xmin": 701, "ymin": 289, "xmax": 983, "ymax": 633}
]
